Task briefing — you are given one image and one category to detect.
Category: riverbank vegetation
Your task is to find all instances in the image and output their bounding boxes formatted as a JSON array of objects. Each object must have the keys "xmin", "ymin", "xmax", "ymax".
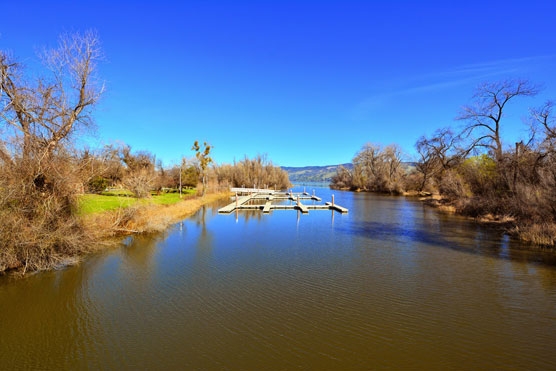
[
  {"xmin": 332, "ymin": 79, "xmax": 556, "ymax": 247},
  {"xmin": 214, "ymin": 154, "xmax": 290, "ymax": 190},
  {"xmin": 77, "ymin": 189, "xmax": 197, "ymax": 215},
  {"xmin": 0, "ymin": 32, "xmax": 289, "ymax": 274},
  {"xmin": 82, "ymin": 192, "xmax": 230, "ymax": 239}
]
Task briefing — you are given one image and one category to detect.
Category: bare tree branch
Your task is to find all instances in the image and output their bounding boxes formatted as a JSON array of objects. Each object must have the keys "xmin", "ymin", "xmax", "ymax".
[
  {"xmin": 457, "ymin": 79, "xmax": 539, "ymax": 161},
  {"xmin": 0, "ymin": 30, "xmax": 104, "ymax": 160}
]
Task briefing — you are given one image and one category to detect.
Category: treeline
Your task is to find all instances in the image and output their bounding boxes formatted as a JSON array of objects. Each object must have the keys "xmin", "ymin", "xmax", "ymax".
[
  {"xmin": 81, "ymin": 147, "xmax": 290, "ymax": 194},
  {"xmin": 213, "ymin": 154, "xmax": 290, "ymax": 190},
  {"xmin": 332, "ymin": 144, "xmax": 405, "ymax": 193},
  {"xmin": 0, "ymin": 31, "xmax": 289, "ymax": 273},
  {"xmin": 80, "ymin": 145, "xmax": 200, "ymax": 196},
  {"xmin": 332, "ymin": 79, "xmax": 556, "ymax": 246}
]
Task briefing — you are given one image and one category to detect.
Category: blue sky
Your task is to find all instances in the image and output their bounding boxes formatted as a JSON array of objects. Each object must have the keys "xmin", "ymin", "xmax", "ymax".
[{"xmin": 2, "ymin": 1, "xmax": 556, "ymax": 166}]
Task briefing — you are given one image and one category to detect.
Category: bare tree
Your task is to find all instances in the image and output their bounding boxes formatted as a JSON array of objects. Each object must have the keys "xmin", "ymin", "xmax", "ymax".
[
  {"xmin": 524, "ymin": 100, "xmax": 556, "ymax": 183},
  {"xmin": 415, "ymin": 137, "xmax": 439, "ymax": 191},
  {"xmin": 352, "ymin": 143, "xmax": 381, "ymax": 189},
  {"xmin": 331, "ymin": 165, "xmax": 353, "ymax": 189},
  {"xmin": 531, "ymin": 101, "xmax": 556, "ymax": 143},
  {"xmin": 383, "ymin": 144, "xmax": 403, "ymax": 183},
  {"xmin": 120, "ymin": 146, "xmax": 156, "ymax": 197},
  {"xmin": 349, "ymin": 143, "xmax": 405, "ymax": 193},
  {"xmin": 457, "ymin": 79, "xmax": 538, "ymax": 162},
  {"xmin": 0, "ymin": 30, "xmax": 104, "ymax": 162},
  {"xmin": 0, "ymin": 31, "xmax": 104, "ymax": 272}
]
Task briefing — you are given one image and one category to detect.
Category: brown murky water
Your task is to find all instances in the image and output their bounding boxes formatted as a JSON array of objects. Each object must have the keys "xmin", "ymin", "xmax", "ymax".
[{"xmin": 1, "ymin": 187, "xmax": 556, "ymax": 369}]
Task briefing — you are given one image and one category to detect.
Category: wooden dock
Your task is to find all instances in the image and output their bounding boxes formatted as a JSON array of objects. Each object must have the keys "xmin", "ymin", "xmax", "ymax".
[
  {"xmin": 262, "ymin": 201, "xmax": 272, "ymax": 213},
  {"xmin": 218, "ymin": 188, "xmax": 347, "ymax": 215},
  {"xmin": 218, "ymin": 194, "xmax": 253, "ymax": 213},
  {"xmin": 326, "ymin": 202, "xmax": 348, "ymax": 213}
]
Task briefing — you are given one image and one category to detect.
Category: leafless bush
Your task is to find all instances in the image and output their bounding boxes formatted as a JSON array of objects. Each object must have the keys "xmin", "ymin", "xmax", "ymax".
[
  {"xmin": 122, "ymin": 168, "xmax": 155, "ymax": 198},
  {"xmin": 331, "ymin": 165, "xmax": 352, "ymax": 189},
  {"xmin": 0, "ymin": 149, "xmax": 91, "ymax": 272},
  {"xmin": 78, "ymin": 145, "xmax": 125, "ymax": 191},
  {"xmin": 331, "ymin": 143, "xmax": 406, "ymax": 193},
  {"xmin": 437, "ymin": 169, "xmax": 471, "ymax": 199},
  {"xmin": 403, "ymin": 171, "xmax": 434, "ymax": 193},
  {"xmin": 120, "ymin": 146, "xmax": 156, "ymax": 197},
  {"xmin": 213, "ymin": 154, "xmax": 290, "ymax": 190}
]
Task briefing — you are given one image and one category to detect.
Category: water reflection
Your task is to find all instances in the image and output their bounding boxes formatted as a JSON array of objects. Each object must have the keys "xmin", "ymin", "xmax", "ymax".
[
  {"xmin": 0, "ymin": 187, "xmax": 556, "ymax": 369},
  {"xmin": 0, "ymin": 252, "xmax": 111, "ymax": 369},
  {"xmin": 120, "ymin": 233, "xmax": 165, "ymax": 274},
  {"xmin": 340, "ymin": 193, "xmax": 556, "ymax": 268}
]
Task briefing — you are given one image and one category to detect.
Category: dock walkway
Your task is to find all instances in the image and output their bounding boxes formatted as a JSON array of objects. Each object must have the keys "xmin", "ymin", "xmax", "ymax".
[{"xmin": 218, "ymin": 188, "xmax": 347, "ymax": 215}]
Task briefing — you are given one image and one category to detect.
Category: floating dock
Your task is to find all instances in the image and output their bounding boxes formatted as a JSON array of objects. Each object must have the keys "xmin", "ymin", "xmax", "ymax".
[{"xmin": 218, "ymin": 188, "xmax": 348, "ymax": 215}]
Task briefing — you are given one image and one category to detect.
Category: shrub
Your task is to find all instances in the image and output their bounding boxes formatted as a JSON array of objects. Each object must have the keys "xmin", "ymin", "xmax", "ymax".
[
  {"xmin": 123, "ymin": 168, "xmax": 154, "ymax": 198},
  {"xmin": 0, "ymin": 153, "xmax": 91, "ymax": 273},
  {"xmin": 88, "ymin": 176, "xmax": 110, "ymax": 193},
  {"xmin": 438, "ymin": 169, "xmax": 471, "ymax": 199},
  {"xmin": 213, "ymin": 154, "xmax": 290, "ymax": 190}
]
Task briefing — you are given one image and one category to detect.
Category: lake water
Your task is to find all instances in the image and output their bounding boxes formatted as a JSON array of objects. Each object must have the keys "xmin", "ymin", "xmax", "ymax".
[{"xmin": 1, "ymin": 186, "xmax": 556, "ymax": 369}]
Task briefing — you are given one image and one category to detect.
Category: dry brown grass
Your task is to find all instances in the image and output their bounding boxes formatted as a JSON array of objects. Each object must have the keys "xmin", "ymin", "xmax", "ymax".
[
  {"xmin": 421, "ymin": 194, "xmax": 456, "ymax": 213},
  {"xmin": 476, "ymin": 214, "xmax": 515, "ymax": 224},
  {"xmin": 511, "ymin": 223, "xmax": 556, "ymax": 247},
  {"xmin": 403, "ymin": 190, "xmax": 432, "ymax": 197},
  {"xmin": 83, "ymin": 192, "xmax": 231, "ymax": 238}
]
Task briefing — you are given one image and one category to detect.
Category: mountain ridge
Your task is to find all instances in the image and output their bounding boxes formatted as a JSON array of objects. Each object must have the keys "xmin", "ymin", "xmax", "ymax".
[
  {"xmin": 281, "ymin": 163, "xmax": 415, "ymax": 183},
  {"xmin": 281, "ymin": 164, "xmax": 352, "ymax": 183}
]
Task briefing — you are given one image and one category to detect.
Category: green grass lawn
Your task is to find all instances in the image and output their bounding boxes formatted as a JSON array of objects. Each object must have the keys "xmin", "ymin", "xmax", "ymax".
[
  {"xmin": 77, "ymin": 189, "xmax": 196, "ymax": 215},
  {"xmin": 149, "ymin": 191, "xmax": 195, "ymax": 205},
  {"xmin": 100, "ymin": 189, "xmax": 134, "ymax": 197}
]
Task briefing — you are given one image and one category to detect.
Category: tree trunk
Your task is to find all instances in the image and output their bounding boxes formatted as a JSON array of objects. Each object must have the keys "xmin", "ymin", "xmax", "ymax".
[{"xmin": 420, "ymin": 173, "xmax": 428, "ymax": 192}]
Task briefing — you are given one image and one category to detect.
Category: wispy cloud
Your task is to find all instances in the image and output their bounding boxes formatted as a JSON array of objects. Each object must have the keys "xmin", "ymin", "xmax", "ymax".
[
  {"xmin": 414, "ymin": 55, "xmax": 554, "ymax": 81},
  {"xmin": 351, "ymin": 55, "xmax": 555, "ymax": 117}
]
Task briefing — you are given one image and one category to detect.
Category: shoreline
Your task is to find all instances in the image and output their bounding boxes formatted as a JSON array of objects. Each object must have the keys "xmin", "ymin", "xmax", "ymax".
[
  {"xmin": 82, "ymin": 191, "xmax": 231, "ymax": 239},
  {"xmin": 2, "ymin": 192, "xmax": 232, "ymax": 276},
  {"xmin": 331, "ymin": 186, "xmax": 555, "ymax": 249}
]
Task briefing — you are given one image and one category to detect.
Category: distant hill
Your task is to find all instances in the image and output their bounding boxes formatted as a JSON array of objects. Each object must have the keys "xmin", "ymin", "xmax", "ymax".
[
  {"xmin": 282, "ymin": 162, "xmax": 415, "ymax": 183},
  {"xmin": 281, "ymin": 163, "xmax": 353, "ymax": 183}
]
